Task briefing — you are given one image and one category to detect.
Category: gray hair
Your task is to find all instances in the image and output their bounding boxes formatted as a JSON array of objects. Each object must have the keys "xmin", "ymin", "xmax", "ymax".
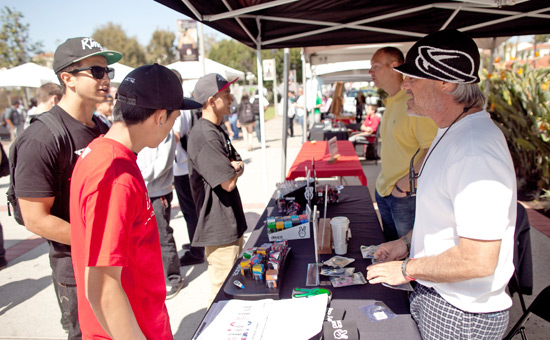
[{"xmin": 448, "ymin": 83, "xmax": 486, "ymax": 108}]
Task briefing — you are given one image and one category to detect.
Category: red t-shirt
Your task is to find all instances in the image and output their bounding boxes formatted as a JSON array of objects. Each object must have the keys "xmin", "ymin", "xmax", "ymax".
[
  {"xmin": 70, "ymin": 137, "xmax": 172, "ymax": 339},
  {"xmin": 362, "ymin": 114, "xmax": 380, "ymax": 143}
]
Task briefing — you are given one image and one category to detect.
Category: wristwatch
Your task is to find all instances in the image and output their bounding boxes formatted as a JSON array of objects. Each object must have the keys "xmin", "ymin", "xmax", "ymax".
[{"xmin": 235, "ymin": 162, "xmax": 242, "ymax": 173}]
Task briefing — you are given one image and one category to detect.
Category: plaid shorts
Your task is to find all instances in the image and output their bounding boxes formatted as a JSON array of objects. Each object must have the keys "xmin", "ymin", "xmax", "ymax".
[{"xmin": 410, "ymin": 284, "xmax": 509, "ymax": 340}]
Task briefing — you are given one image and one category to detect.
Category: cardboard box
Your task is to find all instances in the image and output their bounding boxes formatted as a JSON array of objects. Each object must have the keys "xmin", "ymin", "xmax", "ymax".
[{"xmin": 267, "ymin": 222, "xmax": 310, "ymax": 241}]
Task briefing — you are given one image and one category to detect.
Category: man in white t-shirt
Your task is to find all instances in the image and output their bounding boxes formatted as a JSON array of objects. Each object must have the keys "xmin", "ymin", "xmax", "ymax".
[{"xmin": 366, "ymin": 29, "xmax": 516, "ymax": 340}]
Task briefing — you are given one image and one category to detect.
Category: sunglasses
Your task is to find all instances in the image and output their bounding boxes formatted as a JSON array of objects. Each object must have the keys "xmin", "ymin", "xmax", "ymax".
[{"xmin": 69, "ymin": 66, "xmax": 115, "ymax": 80}]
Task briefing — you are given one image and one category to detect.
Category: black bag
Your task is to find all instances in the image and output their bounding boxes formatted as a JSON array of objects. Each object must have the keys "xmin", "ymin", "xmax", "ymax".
[
  {"xmin": 7, "ymin": 112, "xmax": 74, "ymax": 225},
  {"xmin": 0, "ymin": 143, "xmax": 9, "ymax": 178},
  {"xmin": 251, "ymin": 97, "xmax": 260, "ymax": 117},
  {"xmin": 238, "ymin": 101, "xmax": 255, "ymax": 124}
]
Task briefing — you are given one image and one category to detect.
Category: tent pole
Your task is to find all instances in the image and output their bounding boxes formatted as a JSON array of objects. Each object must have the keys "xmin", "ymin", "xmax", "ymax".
[
  {"xmin": 256, "ymin": 19, "xmax": 269, "ymax": 205},
  {"xmin": 198, "ymin": 22, "xmax": 206, "ymax": 76},
  {"xmin": 484, "ymin": 37, "xmax": 496, "ymax": 110},
  {"xmin": 281, "ymin": 48, "xmax": 290, "ymax": 182}
]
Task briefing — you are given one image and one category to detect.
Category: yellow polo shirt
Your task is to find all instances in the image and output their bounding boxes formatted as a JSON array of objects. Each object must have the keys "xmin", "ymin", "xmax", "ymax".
[{"xmin": 375, "ymin": 89, "xmax": 438, "ymax": 197}]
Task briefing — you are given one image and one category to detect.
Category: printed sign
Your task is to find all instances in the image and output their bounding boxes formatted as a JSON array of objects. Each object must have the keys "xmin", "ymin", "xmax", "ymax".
[{"xmin": 263, "ymin": 59, "xmax": 276, "ymax": 81}]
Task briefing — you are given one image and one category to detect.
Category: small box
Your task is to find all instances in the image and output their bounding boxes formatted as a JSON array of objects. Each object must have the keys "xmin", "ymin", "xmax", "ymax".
[{"xmin": 267, "ymin": 222, "xmax": 310, "ymax": 241}]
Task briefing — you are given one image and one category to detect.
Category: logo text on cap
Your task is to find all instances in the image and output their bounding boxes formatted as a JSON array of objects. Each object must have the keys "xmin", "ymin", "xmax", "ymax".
[{"xmin": 81, "ymin": 38, "xmax": 105, "ymax": 51}]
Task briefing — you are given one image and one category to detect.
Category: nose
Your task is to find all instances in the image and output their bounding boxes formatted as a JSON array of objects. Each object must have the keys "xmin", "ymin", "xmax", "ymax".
[{"xmin": 401, "ymin": 76, "xmax": 411, "ymax": 90}]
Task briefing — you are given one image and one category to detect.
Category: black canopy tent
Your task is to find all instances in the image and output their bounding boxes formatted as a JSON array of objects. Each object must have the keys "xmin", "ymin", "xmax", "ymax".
[
  {"xmin": 154, "ymin": 0, "xmax": 550, "ymax": 202},
  {"xmin": 154, "ymin": 0, "xmax": 550, "ymax": 49}
]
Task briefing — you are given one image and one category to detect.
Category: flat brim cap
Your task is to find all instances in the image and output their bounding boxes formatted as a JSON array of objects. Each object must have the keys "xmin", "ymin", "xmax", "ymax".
[
  {"xmin": 193, "ymin": 73, "xmax": 238, "ymax": 105},
  {"xmin": 394, "ymin": 29, "xmax": 480, "ymax": 84},
  {"xmin": 53, "ymin": 37, "xmax": 123, "ymax": 73},
  {"xmin": 117, "ymin": 63, "xmax": 202, "ymax": 111}
]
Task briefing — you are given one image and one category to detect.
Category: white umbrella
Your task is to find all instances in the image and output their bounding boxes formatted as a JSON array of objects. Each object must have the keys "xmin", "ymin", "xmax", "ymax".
[
  {"xmin": 110, "ymin": 63, "xmax": 134, "ymax": 84},
  {"xmin": 0, "ymin": 62, "xmax": 59, "ymax": 88}
]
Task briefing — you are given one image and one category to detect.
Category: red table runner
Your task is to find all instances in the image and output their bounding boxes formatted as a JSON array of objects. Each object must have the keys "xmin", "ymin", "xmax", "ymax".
[{"xmin": 286, "ymin": 140, "xmax": 367, "ymax": 186}]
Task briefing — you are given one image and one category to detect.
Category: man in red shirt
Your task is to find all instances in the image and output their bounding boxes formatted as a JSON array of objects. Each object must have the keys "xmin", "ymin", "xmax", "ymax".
[{"xmin": 70, "ymin": 64, "xmax": 201, "ymax": 339}]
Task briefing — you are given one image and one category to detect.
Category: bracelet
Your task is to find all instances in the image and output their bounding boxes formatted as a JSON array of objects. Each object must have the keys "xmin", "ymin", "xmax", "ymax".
[
  {"xmin": 400, "ymin": 235, "xmax": 411, "ymax": 253},
  {"xmin": 401, "ymin": 257, "xmax": 415, "ymax": 281}
]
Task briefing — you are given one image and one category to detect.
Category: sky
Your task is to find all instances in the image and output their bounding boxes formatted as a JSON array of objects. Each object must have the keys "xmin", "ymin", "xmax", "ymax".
[{"xmin": 1, "ymin": 0, "xmax": 229, "ymax": 53}]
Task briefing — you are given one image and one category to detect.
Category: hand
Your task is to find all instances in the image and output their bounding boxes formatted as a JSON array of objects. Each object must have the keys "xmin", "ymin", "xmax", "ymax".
[
  {"xmin": 373, "ymin": 239, "xmax": 408, "ymax": 262},
  {"xmin": 231, "ymin": 161, "xmax": 243, "ymax": 174},
  {"xmin": 366, "ymin": 261, "xmax": 408, "ymax": 286}
]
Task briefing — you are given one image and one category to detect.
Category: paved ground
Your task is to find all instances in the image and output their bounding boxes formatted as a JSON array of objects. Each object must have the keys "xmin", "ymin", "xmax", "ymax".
[{"xmin": 0, "ymin": 115, "xmax": 549, "ymax": 339}]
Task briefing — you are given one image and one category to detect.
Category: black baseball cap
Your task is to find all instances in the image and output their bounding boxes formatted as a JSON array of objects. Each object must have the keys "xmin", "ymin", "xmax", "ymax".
[
  {"xmin": 53, "ymin": 37, "xmax": 123, "ymax": 74},
  {"xmin": 193, "ymin": 73, "xmax": 239, "ymax": 105},
  {"xmin": 116, "ymin": 63, "xmax": 202, "ymax": 111},
  {"xmin": 394, "ymin": 29, "xmax": 480, "ymax": 84}
]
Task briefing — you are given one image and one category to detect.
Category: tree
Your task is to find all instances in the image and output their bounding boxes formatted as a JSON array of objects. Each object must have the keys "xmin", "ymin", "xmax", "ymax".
[
  {"xmin": 208, "ymin": 39, "xmax": 303, "ymax": 86},
  {"xmin": 92, "ymin": 22, "xmax": 146, "ymax": 68},
  {"xmin": 147, "ymin": 29, "xmax": 178, "ymax": 65},
  {"xmin": 0, "ymin": 6, "xmax": 43, "ymax": 68},
  {"xmin": 208, "ymin": 39, "xmax": 256, "ymax": 76}
]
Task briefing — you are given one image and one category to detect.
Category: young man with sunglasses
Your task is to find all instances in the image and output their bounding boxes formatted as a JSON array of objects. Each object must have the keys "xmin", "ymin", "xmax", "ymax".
[
  {"xmin": 367, "ymin": 30, "xmax": 516, "ymax": 339},
  {"xmin": 12, "ymin": 37, "xmax": 121, "ymax": 339}
]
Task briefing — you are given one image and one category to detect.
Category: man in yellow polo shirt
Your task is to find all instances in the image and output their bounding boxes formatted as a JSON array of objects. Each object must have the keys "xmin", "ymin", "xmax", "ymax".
[{"xmin": 369, "ymin": 47, "xmax": 437, "ymax": 241}]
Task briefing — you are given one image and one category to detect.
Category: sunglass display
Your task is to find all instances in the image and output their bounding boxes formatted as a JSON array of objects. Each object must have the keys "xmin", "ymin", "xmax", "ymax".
[{"xmin": 69, "ymin": 66, "xmax": 115, "ymax": 80}]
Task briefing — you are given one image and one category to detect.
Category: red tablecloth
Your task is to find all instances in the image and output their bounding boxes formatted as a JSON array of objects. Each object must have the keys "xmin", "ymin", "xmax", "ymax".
[{"xmin": 286, "ymin": 140, "xmax": 367, "ymax": 186}]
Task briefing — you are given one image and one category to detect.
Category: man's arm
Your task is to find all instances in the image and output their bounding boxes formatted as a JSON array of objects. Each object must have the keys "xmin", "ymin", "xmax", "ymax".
[
  {"xmin": 220, "ymin": 161, "xmax": 244, "ymax": 192},
  {"xmin": 86, "ymin": 266, "xmax": 146, "ymax": 340},
  {"xmin": 18, "ymin": 197, "xmax": 71, "ymax": 245},
  {"xmin": 367, "ymin": 236, "xmax": 501, "ymax": 286}
]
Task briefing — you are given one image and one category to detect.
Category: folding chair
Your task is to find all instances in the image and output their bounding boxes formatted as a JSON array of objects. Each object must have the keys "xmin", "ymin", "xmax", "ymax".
[
  {"xmin": 351, "ymin": 129, "xmax": 379, "ymax": 164},
  {"xmin": 508, "ymin": 203, "xmax": 533, "ymax": 313},
  {"xmin": 503, "ymin": 284, "xmax": 550, "ymax": 340}
]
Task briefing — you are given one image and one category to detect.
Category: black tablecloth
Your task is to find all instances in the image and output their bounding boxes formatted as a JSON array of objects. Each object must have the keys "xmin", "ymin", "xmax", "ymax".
[
  {"xmin": 309, "ymin": 124, "xmax": 349, "ymax": 141},
  {"xmin": 209, "ymin": 186, "xmax": 421, "ymax": 339}
]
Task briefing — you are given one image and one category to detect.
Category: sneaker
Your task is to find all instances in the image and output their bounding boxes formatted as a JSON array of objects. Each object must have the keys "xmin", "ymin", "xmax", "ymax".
[
  {"xmin": 0, "ymin": 257, "xmax": 7, "ymax": 271},
  {"xmin": 166, "ymin": 280, "xmax": 185, "ymax": 300},
  {"xmin": 179, "ymin": 252, "xmax": 205, "ymax": 266}
]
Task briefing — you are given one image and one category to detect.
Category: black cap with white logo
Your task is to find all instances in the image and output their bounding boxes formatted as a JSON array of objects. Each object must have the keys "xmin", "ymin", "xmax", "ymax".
[
  {"xmin": 116, "ymin": 64, "xmax": 202, "ymax": 111},
  {"xmin": 53, "ymin": 37, "xmax": 123, "ymax": 74},
  {"xmin": 394, "ymin": 29, "xmax": 480, "ymax": 84}
]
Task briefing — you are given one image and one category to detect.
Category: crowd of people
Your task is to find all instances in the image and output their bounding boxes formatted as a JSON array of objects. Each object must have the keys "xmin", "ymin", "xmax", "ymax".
[{"xmin": 1, "ymin": 28, "xmax": 518, "ymax": 340}]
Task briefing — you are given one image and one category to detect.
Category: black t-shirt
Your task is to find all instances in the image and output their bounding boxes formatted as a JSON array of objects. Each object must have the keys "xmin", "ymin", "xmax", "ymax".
[
  {"xmin": 187, "ymin": 118, "xmax": 247, "ymax": 247},
  {"xmin": 14, "ymin": 105, "xmax": 109, "ymax": 283}
]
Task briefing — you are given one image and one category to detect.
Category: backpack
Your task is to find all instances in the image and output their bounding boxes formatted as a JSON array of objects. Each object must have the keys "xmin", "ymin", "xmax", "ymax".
[
  {"xmin": 238, "ymin": 101, "xmax": 255, "ymax": 124},
  {"xmin": 251, "ymin": 97, "xmax": 260, "ymax": 117},
  {"xmin": 1, "ymin": 107, "xmax": 14, "ymax": 127},
  {"xmin": 6, "ymin": 112, "xmax": 74, "ymax": 225}
]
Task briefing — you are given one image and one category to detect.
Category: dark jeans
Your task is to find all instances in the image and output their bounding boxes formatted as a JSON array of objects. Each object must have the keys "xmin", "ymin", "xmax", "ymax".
[
  {"xmin": 174, "ymin": 174, "xmax": 204, "ymax": 259},
  {"xmin": 288, "ymin": 116, "xmax": 295, "ymax": 137},
  {"xmin": 151, "ymin": 193, "xmax": 182, "ymax": 286},
  {"xmin": 375, "ymin": 189, "xmax": 416, "ymax": 241},
  {"xmin": 0, "ymin": 222, "xmax": 5, "ymax": 260},
  {"xmin": 52, "ymin": 274, "xmax": 81, "ymax": 339}
]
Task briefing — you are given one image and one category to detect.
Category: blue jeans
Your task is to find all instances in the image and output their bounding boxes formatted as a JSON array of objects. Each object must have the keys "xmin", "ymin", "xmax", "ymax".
[
  {"xmin": 228, "ymin": 113, "xmax": 239, "ymax": 140},
  {"xmin": 375, "ymin": 189, "xmax": 416, "ymax": 241}
]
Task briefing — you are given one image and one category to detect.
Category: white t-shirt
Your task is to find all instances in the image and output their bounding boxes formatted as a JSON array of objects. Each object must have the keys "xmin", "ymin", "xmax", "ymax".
[
  {"xmin": 172, "ymin": 110, "xmax": 193, "ymax": 177},
  {"xmin": 411, "ymin": 110, "xmax": 516, "ymax": 313}
]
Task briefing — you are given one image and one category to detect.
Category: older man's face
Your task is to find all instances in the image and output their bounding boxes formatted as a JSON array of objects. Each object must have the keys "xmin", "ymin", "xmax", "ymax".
[{"xmin": 401, "ymin": 76, "xmax": 444, "ymax": 119}]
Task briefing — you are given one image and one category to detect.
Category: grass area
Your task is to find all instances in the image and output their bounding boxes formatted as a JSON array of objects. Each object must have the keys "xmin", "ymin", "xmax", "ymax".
[{"xmin": 265, "ymin": 106, "xmax": 276, "ymax": 120}]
